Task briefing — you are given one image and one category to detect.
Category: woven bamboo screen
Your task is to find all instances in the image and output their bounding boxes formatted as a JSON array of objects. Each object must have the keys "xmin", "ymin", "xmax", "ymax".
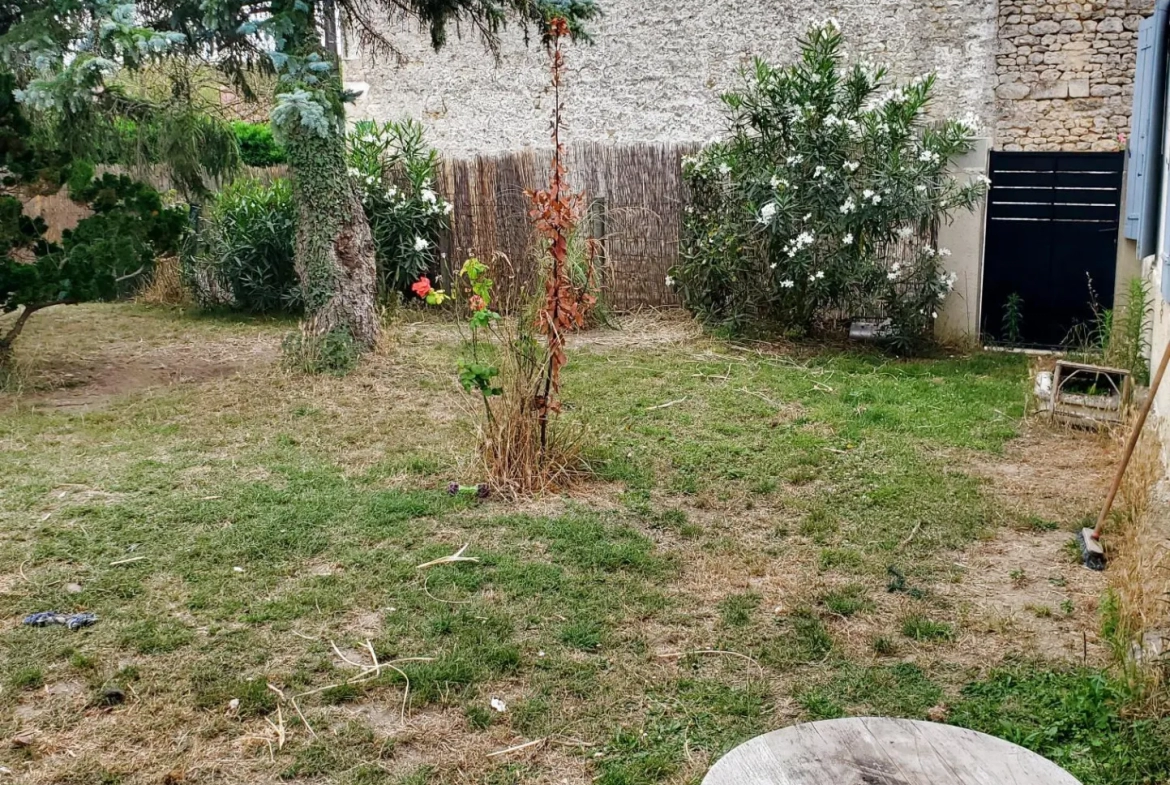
[{"xmin": 437, "ymin": 142, "xmax": 695, "ymax": 311}]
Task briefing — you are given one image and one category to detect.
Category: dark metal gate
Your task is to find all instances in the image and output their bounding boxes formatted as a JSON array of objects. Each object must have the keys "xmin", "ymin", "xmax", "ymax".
[{"xmin": 981, "ymin": 151, "xmax": 1124, "ymax": 347}]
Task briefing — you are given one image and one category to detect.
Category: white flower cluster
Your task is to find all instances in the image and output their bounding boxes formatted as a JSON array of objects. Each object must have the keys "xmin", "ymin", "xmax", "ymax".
[
  {"xmin": 862, "ymin": 189, "xmax": 882, "ymax": 205},
  {"xmin": 918, "ymin": 149, "xmax": 941, "ymax": 165},
  {"xmin": 808, "ymin": 270, "xmax": 826, "ymax": 282},
  {"xmin": 938, "ymin": 271, "xmax": 958, "ymax": 291},
  {"xmin": 839, "ymin": 196, "xmax": 857, "ymax": 215},
  {"xmin": 813, "ymin": 165, "xmax": 826, "ymax": 178},
  {"xmin": 782, "ymin": 230, "xmax": 815, "ymax": 258},
  {"xmin": 759, "ymin": 201, "xmax": 778, "ymax": 224},
  {"xmin": 842, "ymin": 233, "xmax": 854, "ymax": 246},
  {"xmin": 350, "ymin": 170, "xmax": 454, "ymax": 217},
  {"xmin": 779, "ymin": 279, "xmax": 796, "ymax": 288},
  {"xmin": 855, "ymin": 59, "xmax": 881, "ymax": 81},
  {"xmin": 843, "ymin": 160, "xmax": 860, "ymax": 172}
]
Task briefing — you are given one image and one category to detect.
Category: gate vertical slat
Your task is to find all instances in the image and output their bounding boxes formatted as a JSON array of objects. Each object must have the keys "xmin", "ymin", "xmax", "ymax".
[{"xmin": 982, "ymin": 151, "xmax": 1124, "ymax": 347}]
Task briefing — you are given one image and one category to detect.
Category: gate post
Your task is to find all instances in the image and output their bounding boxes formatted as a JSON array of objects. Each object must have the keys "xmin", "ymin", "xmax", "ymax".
[{"xmin": 937, "ymin": 137, "xmax": 991, "ymax": 346}]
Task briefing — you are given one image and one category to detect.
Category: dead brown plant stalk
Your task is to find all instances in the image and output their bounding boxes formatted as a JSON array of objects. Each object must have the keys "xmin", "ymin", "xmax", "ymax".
[
  {"xmin": 527, "ymin": 15, "xmax": 597, "ymax": 451},
  {"xmin": 471, "ymin": 311, "xmax": 587, "ymax": 498},
  {"xmin": 1110, "ymin": 423, "xmax": 1170, "ymax": 691}
]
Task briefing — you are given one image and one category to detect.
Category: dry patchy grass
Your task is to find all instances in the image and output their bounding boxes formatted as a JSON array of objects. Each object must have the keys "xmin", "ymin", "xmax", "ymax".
[{"xmin": 0, "ymin": 304, "xmax": 1163, "ymax": 785}]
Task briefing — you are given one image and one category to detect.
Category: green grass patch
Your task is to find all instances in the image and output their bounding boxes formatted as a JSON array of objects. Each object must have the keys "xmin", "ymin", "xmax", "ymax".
[
  {"xmin": 900, "ymin": 614, "xmax": 955, "ymax": 642},
  {"xmin": 798, "ymin": 662, "xmax": 942, "ymax": 720},
  {"xmin": 949, "ymin": 665, "xmax": 1170, "ymax": 785},
  {"xmin": 819, "ymin": 584, "xmax": 874, "ymax": 617},
  {"xmin": 597, "ymin": 678, "xmax": 770, "ymax": 785},
  {"xmin": 718, "ymin": 592, "xmax": 761, "ymax": 627},
  {"xmin": 0, "ymin": 306, "xmax": 1057, "ymax": 782}
]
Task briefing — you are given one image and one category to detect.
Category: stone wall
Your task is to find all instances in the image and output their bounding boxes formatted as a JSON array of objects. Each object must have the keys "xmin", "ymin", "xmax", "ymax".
[
  {"xmin": 344, "ymin": 0, "xmax": 999, "ymax": 157},
  {"xmin": 996, "ymin": 0, "xmax": 1152, "ymax": 150}
]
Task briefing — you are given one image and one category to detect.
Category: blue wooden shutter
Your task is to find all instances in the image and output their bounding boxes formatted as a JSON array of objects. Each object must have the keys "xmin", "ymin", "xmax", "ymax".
[
  {"xmin": 1125, "ymin": 19, "xmax": 1154, "ymax": 242},
  {"xmin": 1126, "ymin": 13, "xmax": 1166, "ymax": 258}
]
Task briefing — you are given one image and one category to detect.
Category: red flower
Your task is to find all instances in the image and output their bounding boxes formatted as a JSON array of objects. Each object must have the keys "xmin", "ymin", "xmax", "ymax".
[
  {"xmin": 412, "ymin": 277, "xmax": 432, "ymax": 299},
  {"xmin": 469, "ymin": 294, "xmax": 486, "ymax": 312}
]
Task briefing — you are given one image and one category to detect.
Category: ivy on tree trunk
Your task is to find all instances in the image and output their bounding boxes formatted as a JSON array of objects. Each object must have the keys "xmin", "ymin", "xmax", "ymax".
[{"xmin": 285, "ymin": 123, "xmax": 379, "ymax": 349}]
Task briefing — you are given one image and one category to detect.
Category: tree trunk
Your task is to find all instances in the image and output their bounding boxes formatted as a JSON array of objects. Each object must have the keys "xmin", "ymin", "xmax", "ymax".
[
  {"xmin": 285, "ymin": 125, "xmax": 379, "ymax": 349},
  {"xmin": 0, "ymin": 304, "xmax": 45, "ymax": 369}
]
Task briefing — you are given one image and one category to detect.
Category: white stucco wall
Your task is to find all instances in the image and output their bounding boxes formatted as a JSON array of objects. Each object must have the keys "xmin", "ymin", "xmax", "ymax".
[
  {"xmin": 937, "ymin": 138, "xmax": 991, "ymax": 345},
  {"xmin": 343, "ymin": 0, "xmax": 999, "ymax": 157},
  {"xmin": 1149, "ymin": 255, "xmax": 1170, "ymax": 468},
  {"xmin": 1148, "ymin": 81, "xmax": 1170, "ymax": 473}
]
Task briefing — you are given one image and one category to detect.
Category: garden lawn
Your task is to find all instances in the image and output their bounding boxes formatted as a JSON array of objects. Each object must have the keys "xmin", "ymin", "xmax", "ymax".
[{"xmin": 1, "ymin": 304, "xmax": 1167, "ymax": 785}]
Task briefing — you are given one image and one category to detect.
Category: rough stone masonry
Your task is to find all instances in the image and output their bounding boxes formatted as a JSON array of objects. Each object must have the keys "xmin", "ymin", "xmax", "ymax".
[
  {"xmin": 345, "ymin": 0, "xmax": 1000, "ymax": 156},
  {"xmin": 345, "ymin": 0, "xmax": 1151, "ymax": 155},
  {"xmin": 996, "ymin": 0, "xmax": 1153, "ymax": 150}
]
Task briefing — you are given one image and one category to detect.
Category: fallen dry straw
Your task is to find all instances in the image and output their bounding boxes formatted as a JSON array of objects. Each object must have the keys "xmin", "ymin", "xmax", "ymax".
[{"xmin": 277, "ymin": 639, "xmax": 434, "ymax": 739}]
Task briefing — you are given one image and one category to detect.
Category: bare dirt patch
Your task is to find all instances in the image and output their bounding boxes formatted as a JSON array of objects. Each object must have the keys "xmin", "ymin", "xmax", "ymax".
[
  {"xmin": 29, "ymin": 335, "xmax": 280, "ymax": 410},
  {"xmin": 966, "ymin": 420, "xmax": 1114, "ymax": 522},
  {"xmin": 1, "ymin": 303, "xmax": 285, "ymax": 409},
  {"xmin": 950, "ymin": 421, "xmax": 1115, "ymax": 664}
]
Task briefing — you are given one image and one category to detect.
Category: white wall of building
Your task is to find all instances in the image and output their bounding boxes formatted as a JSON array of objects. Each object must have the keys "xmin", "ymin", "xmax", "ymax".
[{"xmin": 343, "ymin": 0, "xmax": 998, "ymax": 158}]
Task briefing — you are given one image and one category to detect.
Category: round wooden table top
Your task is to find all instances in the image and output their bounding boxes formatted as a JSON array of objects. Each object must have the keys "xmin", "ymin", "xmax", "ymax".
[{"xmin": 703, "ymin": 717, "xmax": 1082, "ymax": 785}]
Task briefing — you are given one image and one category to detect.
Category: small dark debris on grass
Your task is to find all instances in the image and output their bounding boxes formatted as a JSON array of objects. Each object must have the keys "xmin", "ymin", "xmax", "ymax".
[
  {"xmin": 886, "ymin": 566, "xmax": 926, "ymax": 599},
  {"xmin": 447, "ymin": 482, "xmax": 490, "ymax": 499},
  {"xmin": 22, "ymin": 611, "xmax": 98, "ymax": 630},
  {"xmin": 96, "ymin": 686, "xmax": 125, "ymax": 706}
]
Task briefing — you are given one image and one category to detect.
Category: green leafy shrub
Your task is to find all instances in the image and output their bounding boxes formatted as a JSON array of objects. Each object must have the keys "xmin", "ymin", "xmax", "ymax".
[
  {"xmin": 2, "ymin": 173, "xmax": 187, "ymax": 364},
  {"xmin": 1001, "ymin": 292, "xmax": 1024, "ymax": 345},
  {"xmin": 187, "ymin": 178, "xmax": 300, "ymax": 313},
  {"xmin": 73, "ymin": 172, "xmax": 188, "ymax": 257},
  {"xmin": 0, "ymin": 71, "xmax": 36, "ymax": 184},
  {"xmin": 672, "ymin": 21, "xmax": 986, "ymax": 350},
  {"xmin": 232, "ymin": 121, "xmax": 287, "ymax": 167},
  {"xmin": 281, "ymin": 328, "xmax": 360, "ymax": 376},
  {"xmin": 186, "ymin": 120, "xmax": 449, "ymax": 315},
  {"xmin": 1106, "ymin": 277, "xmax": 1152, "ymax": 385},
  {"xmin": 949, "ymin": 665, "xmax": 1170, "ymax": 785},
  {"xmin": 348, "ymin": 119, "xmax": 451, "ymax": 299},
  {"xmin": 1063, "ymin": 276, "xmax": 1152, "ymax": 384}
]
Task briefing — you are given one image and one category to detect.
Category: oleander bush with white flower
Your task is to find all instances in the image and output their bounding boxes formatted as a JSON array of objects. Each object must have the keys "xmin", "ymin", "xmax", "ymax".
[
  {"xmin": 186, "ymin": 119, "xmax": 451, "ymax": 313},
  {"xmin": 186, "ymin": 177, "xmax": 301, "ymax": 313},
  {"xmin": 672, "ymin": 21, "xmax": 987, "ymax": 349},
  {"xmin": 347, "ymin": 119, "xmax": 452, "ymax": 298}
]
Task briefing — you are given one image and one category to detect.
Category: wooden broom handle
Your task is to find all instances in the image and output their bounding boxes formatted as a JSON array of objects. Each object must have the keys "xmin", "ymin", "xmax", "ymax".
[{"xmin": 1093, "ymin": 338, "xmax": 1170, "ymax": 540}]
